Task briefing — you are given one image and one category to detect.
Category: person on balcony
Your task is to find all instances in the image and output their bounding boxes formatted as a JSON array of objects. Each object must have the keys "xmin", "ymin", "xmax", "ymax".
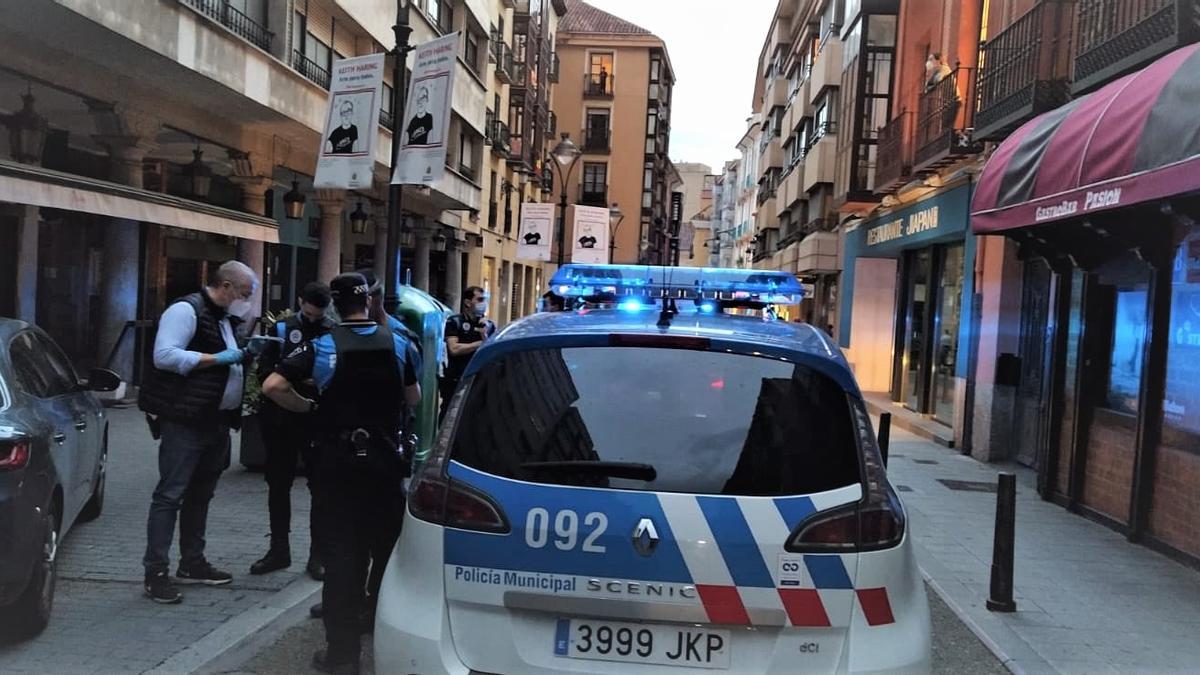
[{"xmin": 925, "ymin": 53, "xmax": 952, "ymax": 92}]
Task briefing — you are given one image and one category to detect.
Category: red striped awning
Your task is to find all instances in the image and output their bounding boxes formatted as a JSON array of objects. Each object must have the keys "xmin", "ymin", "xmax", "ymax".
[{"xmin": 971, "ymin": 43, "xmax": 1200, "ymax": 234}]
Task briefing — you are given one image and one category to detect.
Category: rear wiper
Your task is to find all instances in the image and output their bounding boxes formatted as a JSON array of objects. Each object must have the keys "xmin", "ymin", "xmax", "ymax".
[{"xmin": 519, "ymin": 461, "xmax": 657, "ymax": 482}]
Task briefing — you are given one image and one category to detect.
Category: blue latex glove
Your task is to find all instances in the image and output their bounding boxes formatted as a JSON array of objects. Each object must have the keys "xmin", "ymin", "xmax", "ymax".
[{"xmin": 212, "ymin": 348, "xmax": 245, "ymax": 366}]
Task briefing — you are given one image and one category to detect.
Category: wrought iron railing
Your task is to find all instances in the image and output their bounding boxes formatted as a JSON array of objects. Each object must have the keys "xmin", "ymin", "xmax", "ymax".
[
  {"xmin": 491, "ymin": 119, "xmax": 511, "ymax": 156},
  {"xmin": 509, "ymin": 55, "xmax": 529, "ymax": 88},
  {"xmin": 580, "ymin": 189, "xmax": 608, "ymax": 206},
  {"xmin": 494, "ymin": 43, "xmax": 513, "ymax": 83},
  {"xmin": 584, "ymin": 73, "xmax": 615, "ymax": 97},
  {"xmin": 914, "ymin": 66, "xmax": 976, "ymax": 167},
  {"xmin": 293, "ymin": 51, "xmax": 331, "ymax": 89},
  {"xmin": 546, "ymin": 111, "xmax": 557, "ymax": 138},
  {"xmin": 975, "ymin": 0, "xmax": 1075, "ymax": 139},
  {"xmin": 806, "ymin": 120, "xmax": 837, "ymax": 154},
  {"xmin": 548, "ymin": 53, "xmax": 560, "ymax": 83},
  {"xmin": 180, "ymin": 0, "xmax": 273, "ymax": 51},
  {"xmin": 1074, "ymin": 0, "xmax": 1197, "ymax": 90},
  {"xmin": 380, "ymin": 109, "xmax": 395, "ymax": 130},
  {"xmin": 875, "ymin": 111, "xmax": 912, "ymax": 192},
  {"xmin": 584, "ymin": 127, "xmax": 610, "ymax": 152}
]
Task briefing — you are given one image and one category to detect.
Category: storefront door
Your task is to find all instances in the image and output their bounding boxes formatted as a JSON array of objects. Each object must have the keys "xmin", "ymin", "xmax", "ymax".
[
  {"xmin": 1014, "ymin": 258, "xmax": 1053, "ymax": 468},
  {"xmin": 900, "ymin": 249, "xmax": 932, "ymax": 411},
  {"xmin": 932, "ymin": 245, "xmax": 965, "ymax": 425}
]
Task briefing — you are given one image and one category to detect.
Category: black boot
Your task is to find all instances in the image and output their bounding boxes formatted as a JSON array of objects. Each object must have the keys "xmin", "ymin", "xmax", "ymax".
[
  {"xmin": 250, "ymin": 537, "xmax": 291, "ymax": 575},
  {"xmin": 306, "ymin": 543, "xmax": 325, "ymax": 581}
]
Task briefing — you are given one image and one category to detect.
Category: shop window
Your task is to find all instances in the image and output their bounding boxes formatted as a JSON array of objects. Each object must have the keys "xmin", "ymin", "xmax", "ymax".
[{"xmin": 1163, "ymin": 233, "xmax": 1200, "ymax": 442}]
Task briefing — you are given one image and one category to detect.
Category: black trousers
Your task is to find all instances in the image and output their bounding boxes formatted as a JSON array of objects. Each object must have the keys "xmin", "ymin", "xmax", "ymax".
[
  {"xmin": 313, "ymin": 434, "xmax": 406, "ymax": 662},
  {"xmin": 438, "ymin": 376, "xmax": 459, "ymax": 423},
  {"xmin": 259, "ymin": 406, "xmax": 318, "ymax": 548}
]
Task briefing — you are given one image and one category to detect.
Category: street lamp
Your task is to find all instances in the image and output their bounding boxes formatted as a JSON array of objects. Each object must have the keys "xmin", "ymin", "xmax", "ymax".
[
  {"xmin": 607, "ymin": 202, "xmax": 624, "ymax": 263},
  {"xmin": 4, "ymin": 86, "xmax": 48, "ymax": 165},
  {"xmin": 384, "ymin": 0, "xmax": 416, "ymax": 314},
  {"xmin": 550, "ymin": 133, "xmax": 581, "ymax": 266},
  {"xmin": 184, "ymin": 145, "xmax": 212, "ymax": 199},
  {"xmin": 349, "ymin": 201, "xmax": 369, "ymax": 234},
  {"xmin": 283, "ymin": 178, "xmax": 306, "ymax": 220}
]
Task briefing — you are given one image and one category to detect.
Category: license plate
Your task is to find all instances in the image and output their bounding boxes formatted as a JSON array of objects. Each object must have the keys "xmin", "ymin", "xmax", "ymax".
[{"xmin": 554, "ymin": 618, "xmax": 730, "ymax": 669}]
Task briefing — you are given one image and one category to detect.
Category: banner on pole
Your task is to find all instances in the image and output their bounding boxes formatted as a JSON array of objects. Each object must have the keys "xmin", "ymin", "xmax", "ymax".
[
  {"xmin": 517, "ymin": 202, "xmax": 555, "ymax": 261},
  {"xmin": 571, "ymin": 205, "xmax": 611, "ymax": 264},
  {"xmin": 314, "ymin": 54, "xmax": 386, "ymax": 189},
  {"xmin": 392, "ymin": 33, "xmax": 459, "ymax": 186}
]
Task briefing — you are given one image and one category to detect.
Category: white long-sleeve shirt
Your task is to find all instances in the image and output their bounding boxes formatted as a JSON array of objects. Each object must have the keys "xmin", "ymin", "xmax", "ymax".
[{"xmin": 153, "ymin": 299, "xmax": 243, "ymax": 411}]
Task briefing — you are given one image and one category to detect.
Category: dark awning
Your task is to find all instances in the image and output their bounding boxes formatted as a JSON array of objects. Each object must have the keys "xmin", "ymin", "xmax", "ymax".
[{"xmin": 971, "ymin": 44, "xmax": 1200, "ymax": 234}]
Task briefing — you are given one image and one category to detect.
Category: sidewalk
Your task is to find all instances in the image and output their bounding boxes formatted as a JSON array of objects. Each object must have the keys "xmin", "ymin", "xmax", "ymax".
[{"xmin": 882, "ymin": 419, "xmax": 1200, "ymax": 675}]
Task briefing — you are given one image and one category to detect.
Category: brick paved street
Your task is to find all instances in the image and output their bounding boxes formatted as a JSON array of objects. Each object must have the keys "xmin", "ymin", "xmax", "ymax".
[{"xmin": 0, "ymin": 405, "xmax": 315, "ymax": 674}]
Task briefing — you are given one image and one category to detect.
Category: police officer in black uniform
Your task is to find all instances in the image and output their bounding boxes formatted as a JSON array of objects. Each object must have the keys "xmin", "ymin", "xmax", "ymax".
[
  {"xmin": 263, "ymin": 273, "xmax": 419, "ymax": 675},
  {"xmin": 440, "ymin": 285, "xmax": 495, "ymax": 421},
  {"xmin": 250, "ymin": 282, "xmax": 334, "ymax": 579}
]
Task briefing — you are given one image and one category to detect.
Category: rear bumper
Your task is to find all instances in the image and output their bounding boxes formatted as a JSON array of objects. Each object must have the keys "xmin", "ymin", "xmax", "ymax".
[{"xmin": 845, "ymin": 533, "xmax": 932, "ymax": 674}]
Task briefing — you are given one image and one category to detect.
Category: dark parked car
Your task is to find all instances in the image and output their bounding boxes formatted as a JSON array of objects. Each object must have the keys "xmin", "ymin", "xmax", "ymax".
[{"xmin": 0, "ymin": 319, "xmax": 120, "ymax": 638}]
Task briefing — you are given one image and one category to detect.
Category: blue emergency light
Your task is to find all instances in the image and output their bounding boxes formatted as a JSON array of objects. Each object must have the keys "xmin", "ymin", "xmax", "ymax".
[{"xmin": 550, "ymin": 264, "xmax": 804, "ymax": 305}]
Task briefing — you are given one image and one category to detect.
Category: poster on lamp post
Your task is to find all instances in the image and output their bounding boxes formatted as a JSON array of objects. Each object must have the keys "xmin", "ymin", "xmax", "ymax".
[
  {"xmin": 571, "ymin": 205, "xmax": 611, "ymax": 264},
  {"xmin": 392, "ymin": 32, "xmax": 459, "ymax": 186},
  {"xmin": 518, "ymin": 202, "xmax": 555, "ymax": 261},
  {"xmin": 314, "ymin": 53, "xmax": 386, "ymax": 189}
]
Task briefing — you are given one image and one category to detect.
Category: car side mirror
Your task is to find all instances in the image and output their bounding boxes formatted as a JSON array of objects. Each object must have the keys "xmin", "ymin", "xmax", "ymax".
[{"xmin": 86, "ymin": 368, "xmax": 122, "ymax": 393}]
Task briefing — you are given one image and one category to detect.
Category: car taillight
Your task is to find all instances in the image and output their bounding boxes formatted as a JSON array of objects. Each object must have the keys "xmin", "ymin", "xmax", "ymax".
[
  {"xmin": 787, "ymin": 403, "xmax": 906, "ymax": 552},
  {"xmin": 409, "ymin": 474, "xmax": 509, "ymax": 533},
  {"xmin": 0, "ymin": 440, "xmax": 31, "ymax": 471}
]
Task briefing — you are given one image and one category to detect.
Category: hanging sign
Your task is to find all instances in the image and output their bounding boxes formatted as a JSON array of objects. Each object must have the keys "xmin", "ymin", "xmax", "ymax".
[
  {"xmin": 392, "ymin": 33, "xmax": 460, "ymax": 186},
  {"xmin": 314, "ymin": 53, "xmax": 386, "ymax": 189},
  {"xmin": 571, "ymin": 205, "xmax": 611, "ymax": 264},
  {"xmin": 518, "ymin": 202, "xmax": 556, "ymax": 261}
]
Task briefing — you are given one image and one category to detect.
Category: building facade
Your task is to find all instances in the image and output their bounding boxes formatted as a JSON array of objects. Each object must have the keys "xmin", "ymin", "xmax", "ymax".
[{"xmin": 551, "ymin": 0, "xmax": 675, "ymax": 265}]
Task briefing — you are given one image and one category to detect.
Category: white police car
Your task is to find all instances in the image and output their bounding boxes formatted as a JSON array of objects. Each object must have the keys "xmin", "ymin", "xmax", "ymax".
[{"xmin": 375, "ymin": 265, "xmax": 931, "ymax": 674}]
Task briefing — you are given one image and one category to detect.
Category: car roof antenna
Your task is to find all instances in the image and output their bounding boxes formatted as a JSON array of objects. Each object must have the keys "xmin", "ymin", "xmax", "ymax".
[{"xmin": 657, "ymin": 265, "xmax": 675, "ymax": 328}]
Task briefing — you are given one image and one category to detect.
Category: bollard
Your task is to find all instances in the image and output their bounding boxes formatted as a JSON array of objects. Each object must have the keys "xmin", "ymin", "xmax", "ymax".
[
  {"xmin": 986, "ymin": 472, "xmax": 1018, "ymax": 612},
  {"xmin": 878, "ymin": 412, "xmax": 892, "ymax": 466}
]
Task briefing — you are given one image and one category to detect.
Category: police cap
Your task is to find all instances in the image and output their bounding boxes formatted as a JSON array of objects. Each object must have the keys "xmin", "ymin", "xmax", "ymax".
[{"xmin": 329, "ymin": 273, "xmax": 371, "ymax": 300}]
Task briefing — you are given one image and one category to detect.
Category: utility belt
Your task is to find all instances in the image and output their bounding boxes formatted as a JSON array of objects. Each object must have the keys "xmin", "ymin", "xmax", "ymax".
[{"xmin": 318, "ymin": 426, "xmax": 416, "ymax": 477}]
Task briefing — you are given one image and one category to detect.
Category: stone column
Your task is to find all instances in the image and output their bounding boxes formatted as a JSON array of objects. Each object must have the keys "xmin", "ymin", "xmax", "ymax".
[
  {"xmin": 15, "ymin": 205, "xmax": 38, "ymax": 324},
  {"xmin": 315, "ymin": 189, "xmax": 346, "ymax": 283},
  {"xmin": 443, "ymin": 237, "xmax": 462, "ymax": 311},
  {"xmin": 89, "ymin": 103, "xmax": 159, "ymax": 378},
  {"xmin": 373, "ymin": 209, "xmax": 389, "ymax": 285},
  {"xmin": 231, "ymin": 176, "xmax": 272, "ymax": 325},
  {"xmin": 413, "ymin": 226, "xmax": 433, "ymax": 292}
]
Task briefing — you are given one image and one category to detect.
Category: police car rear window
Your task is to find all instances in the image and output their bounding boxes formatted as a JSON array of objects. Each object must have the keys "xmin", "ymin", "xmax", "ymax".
[{"xmin": 449, "ymin": 347, "xmax": 861, "ymax": 496}]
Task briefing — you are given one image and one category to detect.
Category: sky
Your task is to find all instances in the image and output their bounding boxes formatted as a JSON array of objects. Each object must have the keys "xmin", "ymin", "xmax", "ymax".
[{"xmin": 582, "ymin": 0, "xmax": 778, "ymax": 173}]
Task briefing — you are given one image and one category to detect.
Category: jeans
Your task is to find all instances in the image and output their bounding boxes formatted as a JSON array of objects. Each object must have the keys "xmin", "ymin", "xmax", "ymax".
[
  {"xmin": 143, "ymin": 418, "xmax": 231, "ymax": 575},
  {"xmin": 260, "ymin": 406, "xmax": 318, "ymax": 547},
  {"xmin": 314, "ymin": 434, "xmax": 406, "ymax": 662}
]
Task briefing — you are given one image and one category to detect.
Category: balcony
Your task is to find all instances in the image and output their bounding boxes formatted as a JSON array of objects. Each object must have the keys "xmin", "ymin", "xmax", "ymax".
[
  {"xmin": 510, "ymin": 56, "xmax": 530, "ymax": 89},
  {"xmin": 494, "ymin": 43, "xmax": 513, "ymax": 84},
  {"xmin": 580, "ymin": 189, "xmax": 608, "ymax": 206},
  {"xmin": 179, "ymin": 0, "xmax": 273, "ymax": 52},
  {"xmin": 548, "ymin": 53, "xmax": 560, "ymax": 83},
  {"xmin": 809, "ymin": 40, "xmax": 844, "ymax": 104},
  {"xmin": 546, "ymin": 111, "xmax": 557, "ymax": 138},
  {"xmin": 1074, "ymin": 0, "xmax": 1200, "ymax": 93},
  {"xmin": 585, "ymin": 74, "xmax": 615, "ymax": 98},
  {"xmin": 491, "ymin": 119, "xmax": 511, "ymax": 157},
  {"xmin": 584, "ymin": 127, "xmax": 610, "ymax": 153},
  {"xmin": 379, "ymin": 108, "xmax": 395, "ymax": 131},
  {"xmin": 913, "ymin": 67, "xmax": 983, "ymax": 172},
  {"xmin": 293, "ymin": 51, "xmax": 330, "ymax": 89},
  {"xmin": 760, "ymin": 136, "xmax": 785, "ymax": 171},
  {"xmin": 803, "ymin": 125, "xmax": 837, "ymax": 192},
  {"xmin": 875, "ymin": 111, "xmax": 912, "ymax": 194},
  {"xmin": 975, "ymin": 0, "xmax": 1075, "ymax": 141},
  {"xmin": 769, "ymin": 76, "xmax": 788, "ymax": 109}
]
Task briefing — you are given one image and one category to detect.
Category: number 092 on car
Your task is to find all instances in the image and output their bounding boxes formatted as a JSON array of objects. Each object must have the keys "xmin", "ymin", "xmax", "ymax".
[{"xmin": 555, "ymin": 618, "xmax": 731, "ymax": 669}]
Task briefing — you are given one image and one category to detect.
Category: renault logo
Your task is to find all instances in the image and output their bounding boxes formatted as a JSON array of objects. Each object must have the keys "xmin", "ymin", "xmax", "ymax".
[{"xmin": 632, "ymin": 518, "xmax": 659, "ymax": 557}]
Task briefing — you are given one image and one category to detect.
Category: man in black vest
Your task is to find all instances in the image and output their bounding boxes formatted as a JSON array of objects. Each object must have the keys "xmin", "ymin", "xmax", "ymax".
[
  {"xmin": 250, "ymin": 282, "xmax": 334, "ymax": 579},
  {"xmin": 139, "ymin": 261, "xmax": 258, "ymax": 604},
  {"xmin": 263, "ymin": 273, "xmax": 420, "ymax": 674},
  {"xmin": 439, "ymin": 285, "xmax": 495, "ymax": 421}
]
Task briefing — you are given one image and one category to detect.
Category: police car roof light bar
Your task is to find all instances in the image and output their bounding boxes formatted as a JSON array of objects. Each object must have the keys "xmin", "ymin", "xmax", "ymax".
[{"xmin": 549, "ymin": 264, "xmax": 804, "ymax": 304}]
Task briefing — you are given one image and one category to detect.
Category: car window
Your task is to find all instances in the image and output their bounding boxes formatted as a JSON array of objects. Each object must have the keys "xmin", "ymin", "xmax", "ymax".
[
  {"xmin": 450, "ymin": 347, "xmax": 861, "ymax": 496},
  {"xmin": 9, "ymin": 333, "xmax": 52, "ymax": 398},
  {"xmin": 31, "ymin": 332, "xmax": 79, "ymax": 396}
]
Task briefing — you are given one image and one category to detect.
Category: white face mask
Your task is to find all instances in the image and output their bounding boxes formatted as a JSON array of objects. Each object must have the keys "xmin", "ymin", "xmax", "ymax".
[{"xmin": 229, "ymin": 298, "xmax": 253, "ymax": 319}]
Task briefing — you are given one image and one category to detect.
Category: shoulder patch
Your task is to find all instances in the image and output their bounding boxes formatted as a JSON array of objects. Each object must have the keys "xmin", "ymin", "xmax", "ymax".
[
  {"xmin": 288, "ymin": 329, "xmax": 303, "ymax": 344},
  {"xmin": 285, "ymin": 345, "xmax": 307, "ymax": 360}
]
